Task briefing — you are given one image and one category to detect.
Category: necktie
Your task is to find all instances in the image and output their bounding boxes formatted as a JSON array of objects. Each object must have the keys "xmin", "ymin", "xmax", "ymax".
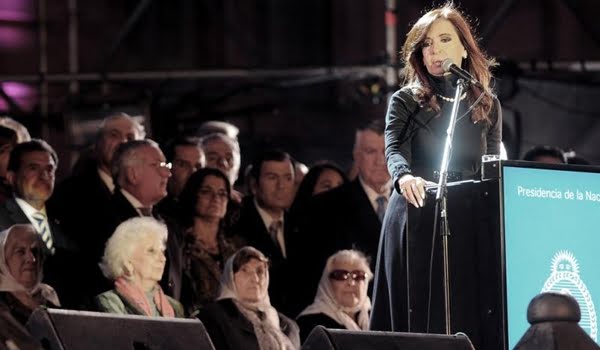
[
  {"xmin": 139, "ymin": 207, "xmax": 153, "ymax": 217},
  {"xmin": 376, "ymin": 196, "xmax": 388, "ymax": 222},
  {"xmin": 32, "ymin": 211, "xmax": 55, "ymax": 254},
  {"xmin": 268, "ymin": 220, "xmax": 285, "ymax": 257}
]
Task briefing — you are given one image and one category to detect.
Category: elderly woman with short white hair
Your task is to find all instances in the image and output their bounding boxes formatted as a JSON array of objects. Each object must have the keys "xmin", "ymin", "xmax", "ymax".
[
  {"xmin": 0, "ymin": 224, "xmax": 60, "ymax": 325},
  {"xmin": 95, "ymin": 217, "xmax": 184, "ymax": 317},
  {"xmin": 296, "ymin": 250, "xmax": 373, "ymax": 342}
]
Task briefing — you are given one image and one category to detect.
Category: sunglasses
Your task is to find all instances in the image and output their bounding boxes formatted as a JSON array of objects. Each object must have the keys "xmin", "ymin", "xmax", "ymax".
[{"xmin": 329, "ymin": 269, "xmax": 367, "ymax": 282}]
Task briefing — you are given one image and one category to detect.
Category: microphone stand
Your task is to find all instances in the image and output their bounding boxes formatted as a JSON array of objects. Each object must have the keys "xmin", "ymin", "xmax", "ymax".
[{"xmin": 435, "ymin": 78, "xmax": 466, "ymax": 335}]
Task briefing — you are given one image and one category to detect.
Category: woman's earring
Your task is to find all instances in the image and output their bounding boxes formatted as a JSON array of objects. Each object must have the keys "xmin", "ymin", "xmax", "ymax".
[{"xmin": 463, "ymin": 51, "xmax": 468, "ymax": 59}]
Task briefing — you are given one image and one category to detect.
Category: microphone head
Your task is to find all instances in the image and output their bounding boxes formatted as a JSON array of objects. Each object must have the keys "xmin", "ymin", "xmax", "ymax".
[{"xmin": 441, "ymin": 58, "xmax": 454, "ymax": 73}]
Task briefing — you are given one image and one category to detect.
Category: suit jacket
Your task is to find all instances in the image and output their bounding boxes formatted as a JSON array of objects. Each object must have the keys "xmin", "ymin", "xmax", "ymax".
[
  {"xmin": 197, "ymin": 298, "xmax": 300, "ymax": 350},
  {"xmin": 233, "ymin": 196, "xmax": 300, "ymax": 316},
  {"xmin": 304, "ymin": 179, "xmax": 381, "ymax": 268},
  {"xmin": 107, "ymin": 190, "xmax": 184, "ymax": 301},
  {"xmin": 0, "ymin": 197, "xmax": 83, "ymax": 309},
  {"xmin": 47, "ymin": 162, "xmax": 114, "ymax": 260},
  {"xmin": 294, "ymin": 179, "xmax": 382, "ymax": 310}
]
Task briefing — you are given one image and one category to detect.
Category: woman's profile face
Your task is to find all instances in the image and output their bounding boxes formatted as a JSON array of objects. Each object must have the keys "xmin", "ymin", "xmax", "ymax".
[
  {"xmin": 329, "ymin": 260, "xmax": 368, "ymax": 309},
  {"xmin": 127, "ymin": 234, "xmax": 166, "ymax": 290},
  {"xmin": 5, "ymin": 227, "xmax": 41, "ymax": 289},
  {"xmin": 313, "ymin": 169, "xmax": 345, "ymax": 195},
  {"xmin": 421, "ymin": 18, "xmax": 467, "ymax": 77},
  {"xmin": 233, "ymin": 258, "xmax": 269, "ymax": 303},
  {"xmin": 195, "ymin": 175, "xmax": 229, "ymax": 220}
]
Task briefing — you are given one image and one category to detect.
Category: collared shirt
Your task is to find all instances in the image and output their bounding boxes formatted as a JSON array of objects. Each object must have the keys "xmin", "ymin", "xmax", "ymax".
[
  {"xmin": 253, "ymin": 198, "xmax": 286, "ymax": 258},
  {"xmin": 14, "ymin": 196, "xmax": 53, "ymax": 237},
  {"xmin": 98, "ymin": 168, "xmax": 116, "ymax": 194},
  {"xmin": 358, "ymin": 176, "xmax": 392, "ymax": 213},
  {"xmin": 120, "ymin": 189, "xmax": 151, "ymax": 217}
]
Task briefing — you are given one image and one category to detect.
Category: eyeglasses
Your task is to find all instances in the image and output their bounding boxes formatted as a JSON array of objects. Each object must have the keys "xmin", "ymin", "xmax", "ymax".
[
  {"xmin": 159, "ymin": 161, "xmax": 172, "ymax": 170},
  {"xmin": 147, "ymin": 161, "xmax": 172, "ymax": 170},
  {"xmin": 329, "ymin": 269, "xmax": 367, "ymax": 282}
]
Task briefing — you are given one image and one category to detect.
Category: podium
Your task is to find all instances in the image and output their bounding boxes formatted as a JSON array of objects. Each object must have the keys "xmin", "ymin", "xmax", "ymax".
[
  {"xmin": 403, "ymin": 160, "xmax": 600, "ymax": 350},
  {"xmin": 405, "ymin": 177, "xmax": 503, "ymax": 350}
]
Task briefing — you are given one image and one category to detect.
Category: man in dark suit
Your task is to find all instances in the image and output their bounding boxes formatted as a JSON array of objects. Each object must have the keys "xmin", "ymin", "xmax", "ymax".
[
  {"xmin": 298, "ymin": 119, "xmax": 391, "ymax": 305},
  {"xmin": 234, "ymin": 150, "xmax": 299, "ymax": 315},
  {"xmin": 0, "ymin": 139, "xmax": 80, "ymax": 308},
  {"xmin": 48, "ymin": 112, "xmax": 145, "ymax": 259},
  {"xmin": 107, "ymin": 139, "xmax": 183, "ymax": 300},
  {"xmin": 156, "ymin": 136, "xmax": 205, "ymax": 222}
]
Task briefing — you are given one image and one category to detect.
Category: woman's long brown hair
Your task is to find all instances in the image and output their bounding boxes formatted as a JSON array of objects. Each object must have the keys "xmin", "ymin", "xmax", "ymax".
[{"xmin": 401, "ymin": 3, "xmax": 497, "ymax": 123}]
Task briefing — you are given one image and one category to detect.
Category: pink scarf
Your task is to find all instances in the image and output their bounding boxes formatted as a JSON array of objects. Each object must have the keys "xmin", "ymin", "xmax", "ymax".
[{"xmin": 115, "ymin": 278, "xmax": 175, "ymax": 318}]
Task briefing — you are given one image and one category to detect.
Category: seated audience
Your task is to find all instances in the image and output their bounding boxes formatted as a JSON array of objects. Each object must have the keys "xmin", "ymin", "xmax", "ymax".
[
  {"xmin": 178, "ymin": 168, "xmax": 244, "ymax": 314},
  {"xmin": 96, "ymin": 217, "xmax": 184, "ymax": 317},
  {"xmin": 0, "ymin": 224, "xmax": 60, "ymax": 325},
  {"xmin": 522, "ymin": 145, "xmax": 566, "ymax": 164},
  {"xmin": 296, "ymin": 250, "xmax": 372, "ymax": 342},
  {"xmin": 197, "ymin": 246, "xmax": 300, "ymax": 350}
]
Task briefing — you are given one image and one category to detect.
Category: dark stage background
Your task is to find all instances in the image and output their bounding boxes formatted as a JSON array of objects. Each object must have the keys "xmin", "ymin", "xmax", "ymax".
[{"xmin": 0, "ymin": 0, "xmax": 599, "ymax": 179}]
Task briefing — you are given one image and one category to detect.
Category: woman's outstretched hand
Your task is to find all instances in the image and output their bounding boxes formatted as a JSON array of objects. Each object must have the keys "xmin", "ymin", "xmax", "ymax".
[{"xmin": 397, "ymin": 174, "xmax": 432, "ymax": 208}]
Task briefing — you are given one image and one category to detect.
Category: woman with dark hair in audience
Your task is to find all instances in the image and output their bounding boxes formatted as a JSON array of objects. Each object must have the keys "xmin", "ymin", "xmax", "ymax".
[
  {"xmin": 289, "ymin": 161, "xmax": 348, "ymax": 218},
  {"xmin": 96, "ymin": 217, "xmax": 184, "ymax": 317},
  {"xmin": 296, "ymin": 250, "xmax": 372, "ymax": 342},
  {"xmin": 197, "ymin": 246, "xmax": 300, "ymax": 350},
  {"xmin": 0, "ymin": 224, "xmax": 60, "ymax": 325},
  {"xmin": 178, "ymin": 168, "xmax": 244, "ymax": 314}
]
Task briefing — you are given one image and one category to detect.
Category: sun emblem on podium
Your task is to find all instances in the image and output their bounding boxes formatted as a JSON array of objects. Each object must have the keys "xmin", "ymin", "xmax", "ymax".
[{"xmin": 542, "ymin": 250, "xmax": 597, "ymax": 342}]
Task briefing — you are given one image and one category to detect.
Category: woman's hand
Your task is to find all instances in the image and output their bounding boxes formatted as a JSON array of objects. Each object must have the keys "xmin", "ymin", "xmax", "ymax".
[{"xmin": 397, "ymin": 174, "xmax": 428, "ymax": 208}]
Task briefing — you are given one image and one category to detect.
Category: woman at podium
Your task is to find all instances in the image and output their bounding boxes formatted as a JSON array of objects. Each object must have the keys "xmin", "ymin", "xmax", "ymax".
[{"xmin": 370, "ymin": 3, "xmax": 502, "ymax": 332}]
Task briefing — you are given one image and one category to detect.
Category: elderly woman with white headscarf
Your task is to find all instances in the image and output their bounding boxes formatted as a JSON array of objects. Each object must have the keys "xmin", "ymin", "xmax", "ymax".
[
  {"xmin": 197, "ymin": 246, "xmax": 300, "ymax": 350},
  {"xmin": 0, "ymin": 224, "xmax": 60, "ymax": 325},
  {"xmin": 296, "ymin": 250, "xmax": 372, "ymax": 342},
  {"xmin": 95, "ymin": 217, "xmax": 184, "ymax": 317}
]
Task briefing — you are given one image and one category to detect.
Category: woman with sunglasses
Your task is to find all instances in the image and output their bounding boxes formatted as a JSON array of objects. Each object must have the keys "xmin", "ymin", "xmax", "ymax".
[{"xmin": 296, "ymin": 250, "xmax": 373, "ymax": 342}]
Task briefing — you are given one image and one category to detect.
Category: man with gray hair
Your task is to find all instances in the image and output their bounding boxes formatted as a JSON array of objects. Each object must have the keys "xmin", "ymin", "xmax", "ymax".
[
  {"xmin": 110, "ymin": 139, "xmax": 171, "ymax": 219},
  {"xmin": 200, "ymin": 132, "xmax": 243, "ymax": 203},
  {"xmin": 49, "ymin": 112, "xmax": 145, "ymax": 255},
  {"xmin": 106, "ymin": 139, "xmax": 182, "ymax": 299}
]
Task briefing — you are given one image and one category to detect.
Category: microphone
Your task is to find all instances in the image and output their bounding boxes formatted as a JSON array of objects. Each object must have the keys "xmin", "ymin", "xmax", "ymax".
[{"xmin": 441, "ymin": 58, "xmax": 482, "ymax": 88}]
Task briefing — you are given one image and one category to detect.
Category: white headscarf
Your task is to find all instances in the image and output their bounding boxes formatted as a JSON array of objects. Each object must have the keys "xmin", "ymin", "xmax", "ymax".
[
  {"xmin": 0, "ymin": 225, "xmax": 60, "ymax": 306},
  {"xmin": 218, "ymin": 246, "xmax": 297, "ymax": 350},
  {"xmin": 298, "ymin": 250, "xmax": 372, "ymax": 331}
]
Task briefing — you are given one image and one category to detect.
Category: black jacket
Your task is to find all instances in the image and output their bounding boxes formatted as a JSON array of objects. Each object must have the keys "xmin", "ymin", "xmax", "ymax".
[{"xmin": 197, "ymin": 298, "xmax": 299, "ymax": 350}]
